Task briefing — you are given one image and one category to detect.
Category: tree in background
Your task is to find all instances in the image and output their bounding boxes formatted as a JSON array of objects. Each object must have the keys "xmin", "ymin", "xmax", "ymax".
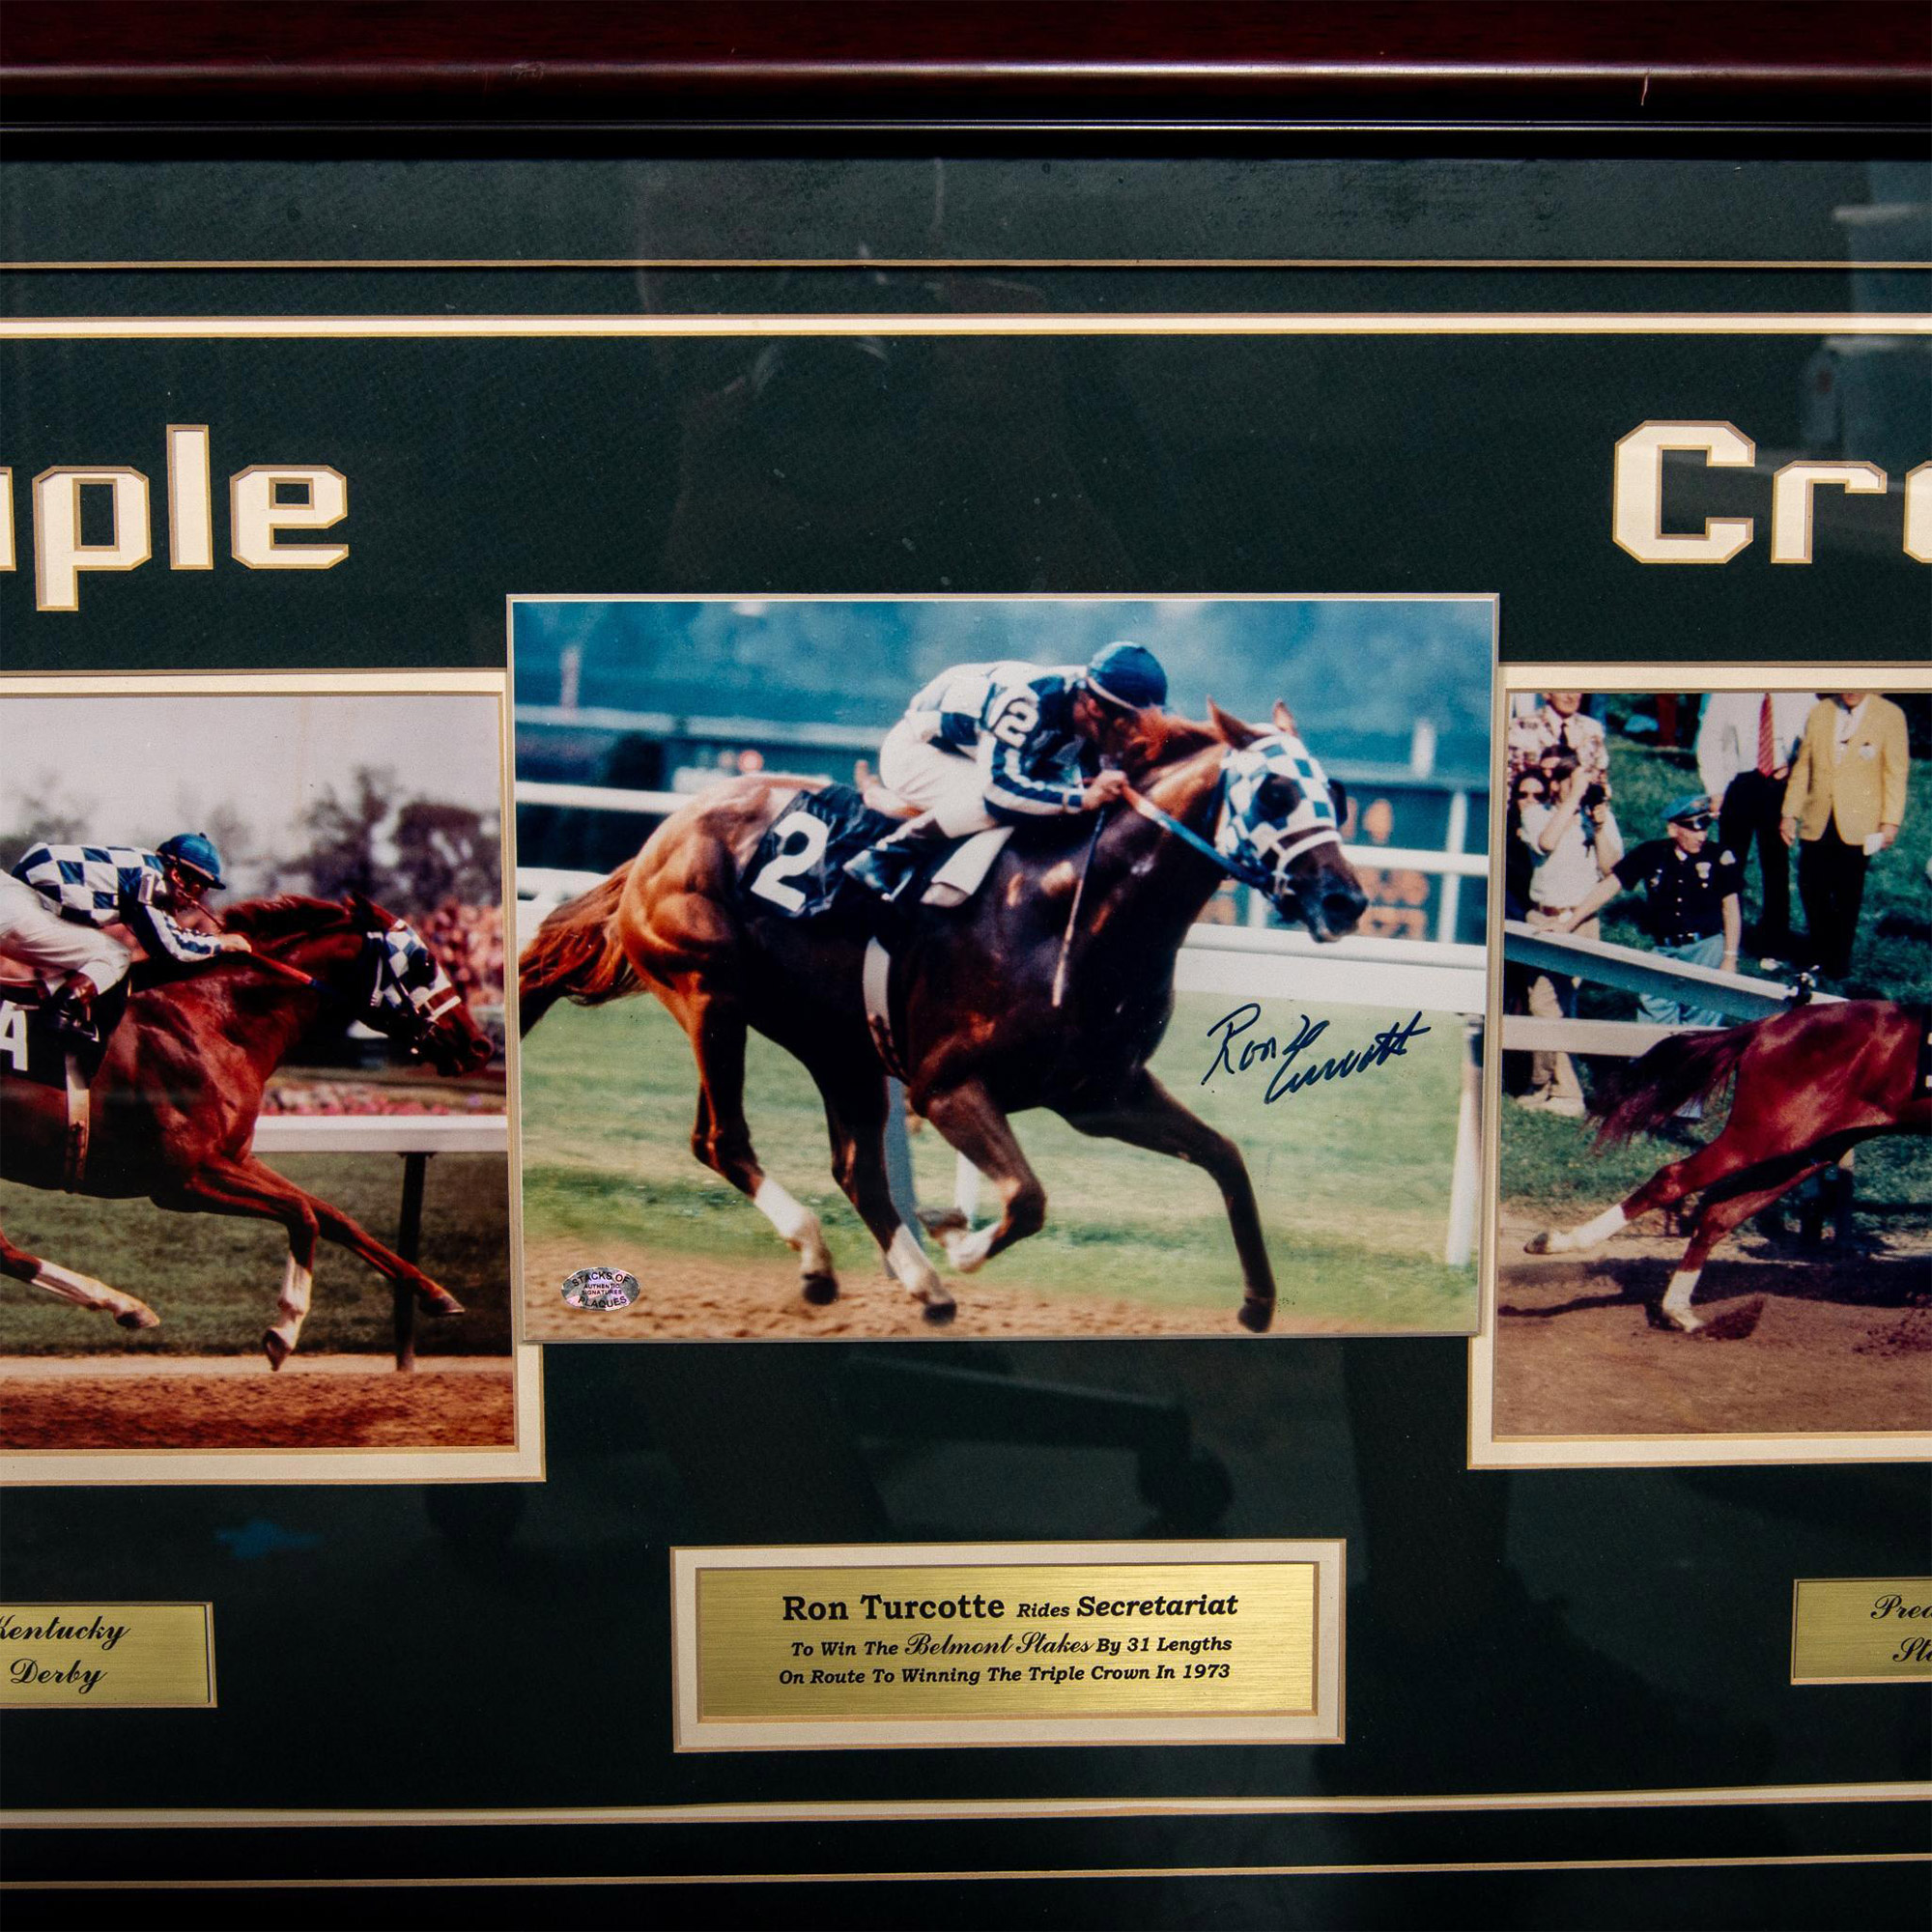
[
  {"xmin": 392, "ymin": 800, "xmax": 498, "ymax": 912},
  {"xmin": 297, "ymin": 766, "xmax": 394, "ymax": 903},
  {"xmin": 0, "ymin": 772, "xmax": 94, "ymax": 855}
]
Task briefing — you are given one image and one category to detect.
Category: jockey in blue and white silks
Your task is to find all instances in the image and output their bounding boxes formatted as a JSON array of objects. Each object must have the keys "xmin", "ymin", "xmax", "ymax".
[
  {"xmin": 0, "ymin": 831, "xmax": 250, "ymax": 1034},
  {"xmin": 844, "ymin": 641, "xmax": 1168, "ymax": 901}
]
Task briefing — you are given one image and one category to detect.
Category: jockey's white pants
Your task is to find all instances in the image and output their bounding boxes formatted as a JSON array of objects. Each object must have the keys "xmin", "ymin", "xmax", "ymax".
[
  {"xmin": 876, "ymin": 720, "xmax": 1000, "ymax": 838},
  {"xmin": 0, "ymin": 872, "xmax": 135, "ymax": 992}
]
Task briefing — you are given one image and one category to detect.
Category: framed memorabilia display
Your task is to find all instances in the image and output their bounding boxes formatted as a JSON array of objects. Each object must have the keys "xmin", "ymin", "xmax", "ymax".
[{"xmin": 1, "ymin": 7, "xmax": 1927, "ymax": 1924}]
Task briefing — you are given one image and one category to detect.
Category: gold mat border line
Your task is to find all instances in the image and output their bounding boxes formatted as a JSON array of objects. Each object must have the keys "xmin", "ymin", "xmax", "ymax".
[
  {"xmin": 6, "ymin": 258, "xmax": 1932, "ymax": 272},
  {"xmin": 3, "ymin": 1853, "xmax": 1927, "ymax": 1891},
  {"xmin": 3, "ymin": 312, "xmax": 1931, "ymax": 340},
  {"xmin": 5, "ymin": 1779, "xmax": 1925, "ymax": 1831}
]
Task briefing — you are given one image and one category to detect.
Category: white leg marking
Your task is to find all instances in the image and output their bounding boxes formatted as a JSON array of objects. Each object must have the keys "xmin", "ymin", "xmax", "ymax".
[
  {"xmin": 264, "ymin": 1255, "xmax": 315, "ymax": 1366},
  {"xmin": 886, "ymin": 1225, "xmax": 952, "ymax": 1308},
  {"xmin": 753, "ymin": 1177, "xmax": 833, "ymax": 1277},
  {"xmin": 1659, "ymin": 1268, "xmax": 1705, "ymax": 1332},
  {"xmin": 1552, "ymin": 1203, "xmax": 1629, "ymax": 1254},
  {"xmin": 941, "ymin": 1221, "xmax": 999, "ymax": 1275},
  {"xmin": 31, "ymin": 1261, "xmax": 159, "ymax": 1328}
]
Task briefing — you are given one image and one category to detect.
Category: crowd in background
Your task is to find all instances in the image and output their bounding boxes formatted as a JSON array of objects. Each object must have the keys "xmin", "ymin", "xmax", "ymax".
[
  {"xmin": 1503, "ymin": 688, "xmax": 1919, "ymax": 1117},
  {"xmin": 418, "ymin": 899, "xmax": 505, "ymax": 1010}
]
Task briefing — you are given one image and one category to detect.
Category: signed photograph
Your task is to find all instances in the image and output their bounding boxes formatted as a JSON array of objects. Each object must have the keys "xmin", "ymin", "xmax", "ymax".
[
  {"xmin": 0, "ymin": 676, "xmax": 536, "ymax": 1471},
  {"xmin": 514, "ymin": 595, "xmax": 1492, "ymax": 1341},
  {"xmin": 1476, "ymin": 670, "xmax": 1932, "ymax": 1463}
]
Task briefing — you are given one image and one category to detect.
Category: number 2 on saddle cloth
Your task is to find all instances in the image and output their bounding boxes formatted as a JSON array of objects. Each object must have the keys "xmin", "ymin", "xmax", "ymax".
[{"xmin": 744, "ymin": 787, "xmax": 911, "ymax": 922}]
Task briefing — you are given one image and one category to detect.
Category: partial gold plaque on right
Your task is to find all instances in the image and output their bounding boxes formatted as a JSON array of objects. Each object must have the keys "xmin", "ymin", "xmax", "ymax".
[{"xmin": 1791, "ymin": 1578, "xmax": 1932, "ymax": 1685}]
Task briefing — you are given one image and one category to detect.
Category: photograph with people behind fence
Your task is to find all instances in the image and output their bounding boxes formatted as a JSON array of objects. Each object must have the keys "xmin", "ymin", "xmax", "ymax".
[
  {"xmin": 514, "ymin": 595, "xmax": 1492, "ymax": 1342},
  {"xmin": 1477, "ymin": 669, "xmax": 1931, "ymax": 1464},
  {"xmin": 0, "ymin": 677, "xmax": 532, "ymax": 1470}
]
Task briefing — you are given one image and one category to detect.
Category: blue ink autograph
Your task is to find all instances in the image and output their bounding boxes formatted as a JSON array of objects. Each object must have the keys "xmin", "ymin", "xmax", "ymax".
[{"xmin": 1203, "ymin": 1006, "xmax": 1431, "ymax": 1103}]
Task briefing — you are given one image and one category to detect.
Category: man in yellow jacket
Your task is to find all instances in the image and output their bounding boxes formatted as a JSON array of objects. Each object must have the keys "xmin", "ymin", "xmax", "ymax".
[{"xmin": 1780, "ymin": 691, "xmax": 1910, "ymax": 979}]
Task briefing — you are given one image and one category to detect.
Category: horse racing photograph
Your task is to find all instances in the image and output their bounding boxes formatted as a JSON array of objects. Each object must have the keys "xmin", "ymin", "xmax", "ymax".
[
  {"xmin": 0, "ymin": 677, "xmax": 534, "ymax": 1470},
  {"xmin": 1476, "ymin": 672, "xmax": 1932, "ymax": 1464},
  {"xmin": 513, "ymin": 595, "xmax": 1494, "ymax": 1342}
]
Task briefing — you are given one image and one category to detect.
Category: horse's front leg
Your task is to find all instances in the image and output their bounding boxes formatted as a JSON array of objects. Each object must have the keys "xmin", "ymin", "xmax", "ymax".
[
  {"xmin": 919, "ymin": 1078, "xmax": 1049, "ymax": 1276},
  {"xmin": 160, "ymin": 1154, "xmax": 463, "ymax": 1369},
  {"xmin": 1065, "ymin": 1068, "xmax": 1278, "ymax": 1332},
  {"xmin": 154, "ymin": 1157, "xmax": 323, "ymax": 1368},
  {"xmin": 0, "ymin": 1222, "xmax": 159, "ymax": 1330},
  {"xmin": 812, "ymin": 1061, "xmax": 954, "ymax": 1322}
]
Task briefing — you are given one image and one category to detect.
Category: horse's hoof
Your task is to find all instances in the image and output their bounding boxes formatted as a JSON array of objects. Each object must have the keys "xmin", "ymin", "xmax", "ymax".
[
  {"xmin": 940, "ymin": 1229, "xmax": 993, "ymax": 1274},
  {"xmin": 1524, "ymin": 1231, "xmax": 1553, "ymax": 1255},
  {"xmin": 116, "ymin": 1307, "xmax": 161, "ymax": 1330},
  {"xmin": 921, "ymin": 1297, "xmax": 957, "ymax": 1326},
  {"xmin": 802, "ymin": 1271, "xmax": 839, "ymax": 1306},
  {"xmin": 262, "ymin": 1329, "xmax": 293, "ymax": 1370},
  {"xmin": 1237, "ymin": 1297, "xmax": 1274, "ymax": 1334},
  {"xmin": 419, "ymin": 1290, "xmax": 465, "ymax": 1319},
  {"xmin": 1644, "ymin": 1303, "xmax": 1703, "ymax": 1335}
]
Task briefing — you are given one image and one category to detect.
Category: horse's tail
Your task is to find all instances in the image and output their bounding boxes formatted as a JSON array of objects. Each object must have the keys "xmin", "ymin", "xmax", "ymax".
[
  {"xmin": 1592, "ymin": 1021, "xmax": 1758, "ymax": 1147},
  {"xmin": 517, "ymin": 868, "xmax": 639, "ymax": 1037}
]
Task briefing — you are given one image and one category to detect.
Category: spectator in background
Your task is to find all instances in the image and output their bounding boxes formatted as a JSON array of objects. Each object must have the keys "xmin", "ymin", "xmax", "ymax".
[
  {"xmin": 1781, "ymin": 691, "xmax": 1910, "ymax": 980},
  {"xmin": 1695, "ymin": 688, "xmax": 1815, "ymax": 965},
  {"xmin": 1498, "ymin": 765, "xmax": 1548, "ymax": 1097},
  {"xmin": 1515, "ymin": 753, "xmax": 1623, "ymax": 1117},
  {"xmin": 1559, "ymin": 795, "xmax": 1741, "ymax": 1025},
  {"xmin": 1507, "ymin": 691, "xmax": 1610, "ymax": 792}
]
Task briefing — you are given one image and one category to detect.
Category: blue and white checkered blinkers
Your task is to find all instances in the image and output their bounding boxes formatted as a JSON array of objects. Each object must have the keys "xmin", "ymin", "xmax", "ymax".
[
  {"xmin": 368, "ymin": 921, "xmax": 464, "ymax": 1027},
  {"xmin": 1214, "ymin": 731, "xmax": 1344, "ymax": 893}
]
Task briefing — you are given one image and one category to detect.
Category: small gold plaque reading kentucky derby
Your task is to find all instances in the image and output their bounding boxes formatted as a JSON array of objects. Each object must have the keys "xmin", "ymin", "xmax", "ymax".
[
  {"xmin": 0, "ymin": 1603, "xmax": 214, "ymax": 1708},
  {"xmin": 670, "ymin": 1540, "xmax": 1344, "ymax": 1749},
  {"xmin": 1791, "ymin": 1578, "xmax": 1932, "ymax": 1685}
]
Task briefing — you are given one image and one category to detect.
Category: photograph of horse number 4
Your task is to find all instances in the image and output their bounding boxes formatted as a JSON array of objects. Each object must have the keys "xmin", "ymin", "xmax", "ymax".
[
  {"xmin": 0, "ymin": 673, "xmax": 541, "ymax": 1482},
  {"xmin": 1472, "ymin": 667, "xmax": 1932, "ymax": 1467},
  {"xmin": 514, "ymin": 595, "xmax": 1494, "ymax": 1342}
]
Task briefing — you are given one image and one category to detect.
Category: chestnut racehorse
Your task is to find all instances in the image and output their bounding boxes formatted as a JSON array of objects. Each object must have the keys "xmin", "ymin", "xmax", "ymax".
[
  {"xmin": 0, "ymin": 893, "xmax": 494, "ymax": 1365},
  {"xmin": 1526, "ymin": 1000, "xmax": 1931, "ymax": 1331},
  {"xmin": 520, "ymin": 702, "xmax": 1367, "ymax": 1331}
]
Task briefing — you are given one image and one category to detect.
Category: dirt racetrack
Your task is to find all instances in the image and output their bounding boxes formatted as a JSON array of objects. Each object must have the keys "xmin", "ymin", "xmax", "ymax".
[
  {"xmin": 523, "ymin": 1238, "xmax": 1373, "ymax": 1342},
  {"xmin": 0, "ymin": 1355, "xmax": 517, "ymax": 1450},
  {"xmin": 1492, "ymin": 1214, "xmax": 1932, "ymax": 1439}
]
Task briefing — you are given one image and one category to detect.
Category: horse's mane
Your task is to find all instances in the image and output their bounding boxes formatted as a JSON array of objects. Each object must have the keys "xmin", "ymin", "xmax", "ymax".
[
  {"xmin": 1119, "ymin": 710, "xmax": 1236, "ymax": 780},
  {"xmin": 220, "ymin": 895, "xmax": 365, "ymax": 946}
]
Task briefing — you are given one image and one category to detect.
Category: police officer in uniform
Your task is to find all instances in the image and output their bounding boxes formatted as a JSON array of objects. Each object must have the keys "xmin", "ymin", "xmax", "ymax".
[{"xmin": 1557, "ymin": 794, "xmax": 1743, "ymax": 1028}]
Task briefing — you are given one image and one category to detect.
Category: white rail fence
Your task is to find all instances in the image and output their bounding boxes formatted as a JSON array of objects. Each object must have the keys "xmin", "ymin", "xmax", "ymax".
[
  {"xmin": 1499, "ymin": 919, "xmax": 1837, "ymax": 1059},
  {"xmin": 516, "ymin": 779, "xmax": 1489, "ymax": 939},
  {"xmin": 251, "ymin": 1113, "xmax": 509, "ymax": 1369}
]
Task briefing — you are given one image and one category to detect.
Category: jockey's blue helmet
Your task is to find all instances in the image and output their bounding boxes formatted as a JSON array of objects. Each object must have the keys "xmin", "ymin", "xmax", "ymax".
[
  {"xmin": 157, "ymin": 831, "xmax": 226, "ymax": 890},
  {"xmin": 1084, "ymin": 640, "xmax": 1168, "ymax": 712}
]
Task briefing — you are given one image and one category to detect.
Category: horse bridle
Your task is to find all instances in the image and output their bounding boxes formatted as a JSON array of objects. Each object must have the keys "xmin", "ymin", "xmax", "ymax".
[
  {"xmin": 238, "ymin": 924, "xmax": 461, "ymax": 1041},
  {"xmin": 1122, "ymin": 762, "xmax": 1346, "ymax": 906}
]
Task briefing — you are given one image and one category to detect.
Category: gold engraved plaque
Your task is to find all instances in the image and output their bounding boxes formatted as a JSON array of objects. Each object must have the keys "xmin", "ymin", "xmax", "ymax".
[
  {"xmin": 671, "ymin": 1539, "xmax": 1344, "ymax": 1749},
  {"xmin": 1791, "ymin": 1578, "xmax": 1932, "ymax": 1685},
  {"xmin": 0, "ymin": 1604, "xmax": 214, "ymax": 1708}
]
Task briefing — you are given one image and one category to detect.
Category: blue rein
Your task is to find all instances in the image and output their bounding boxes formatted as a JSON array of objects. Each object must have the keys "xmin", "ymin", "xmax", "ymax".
[{"xmin": 1122, "ymin": 782, "xmax": 1278, "ymax": 899}]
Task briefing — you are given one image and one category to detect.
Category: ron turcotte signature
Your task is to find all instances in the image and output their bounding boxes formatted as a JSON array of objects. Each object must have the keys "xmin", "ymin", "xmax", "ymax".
[{"xmin": 1203, "ymin": 1005, "xmax": 1431, "ymax": 1104}]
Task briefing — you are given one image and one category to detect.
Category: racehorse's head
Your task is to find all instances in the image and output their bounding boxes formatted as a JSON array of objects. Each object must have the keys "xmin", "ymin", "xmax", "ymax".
[
  {"xmin": 1208, "ymin": 700, "xmax": 1368, "ymax": 944},
  {"xmin": 224, "ymin": 894, "xmax": 496, "ymax": 1076},
  {"xmin": 345, "ymin": 893, "xmax": 495, "ymax": 1076}
]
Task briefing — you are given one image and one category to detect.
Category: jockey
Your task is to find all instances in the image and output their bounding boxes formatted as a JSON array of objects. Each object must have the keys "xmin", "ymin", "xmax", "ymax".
[
  {"xmin": 843, "ymin": 640, "xmax": 1169, "ymax": 901},
  {"xmin": 0, "ymin": 830, "xmax": 251, "ymax": 1037}
]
